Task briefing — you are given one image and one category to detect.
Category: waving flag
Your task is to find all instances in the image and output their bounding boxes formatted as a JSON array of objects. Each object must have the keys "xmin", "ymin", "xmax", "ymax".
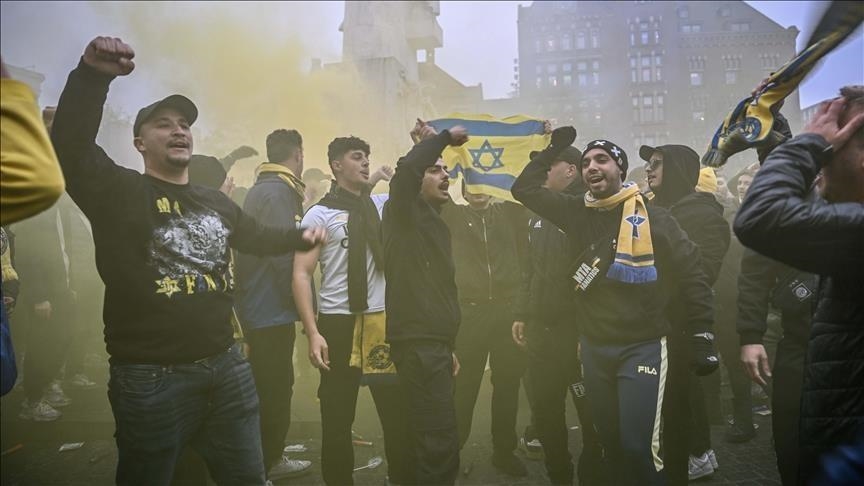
[
  {"xmin": 702, "ymin": 1, "xmax": 864, "ymax": 167},
  {"xmin": 428, "ymin": 114, "xmax": 550, "ymax": 202}
]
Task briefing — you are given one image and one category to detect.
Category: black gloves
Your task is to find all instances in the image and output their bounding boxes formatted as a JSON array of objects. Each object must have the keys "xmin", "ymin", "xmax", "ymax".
[
  {"xmin": 549, "ymin": 126, "xmax": 577, "ymax": 152},
  {"xmin": 691, "ymin": 333, "xmax": 719, "ymax": 376}
]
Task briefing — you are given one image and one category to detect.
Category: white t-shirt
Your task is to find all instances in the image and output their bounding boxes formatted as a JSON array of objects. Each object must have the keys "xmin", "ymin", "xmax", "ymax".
[{"xmin": 301, "ymin": 193, "xmax": 388, "ymax": 315}]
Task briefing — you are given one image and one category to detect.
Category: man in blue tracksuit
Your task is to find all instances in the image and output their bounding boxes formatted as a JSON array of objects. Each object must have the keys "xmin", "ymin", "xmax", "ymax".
[{"xmin": 512, "ymin": 127, "xmax": 717, "ymax": 485}]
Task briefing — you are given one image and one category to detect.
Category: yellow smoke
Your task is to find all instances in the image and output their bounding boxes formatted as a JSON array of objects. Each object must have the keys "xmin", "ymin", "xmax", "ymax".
[{"xmin": 92, "ymin": 1, "xmax": 382, "ymax": 187}]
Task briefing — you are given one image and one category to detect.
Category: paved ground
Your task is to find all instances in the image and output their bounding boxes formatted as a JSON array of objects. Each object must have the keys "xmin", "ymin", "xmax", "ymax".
[{"xmin": 1, "ymin": 359, "xmax": 780, "ymax": 485}]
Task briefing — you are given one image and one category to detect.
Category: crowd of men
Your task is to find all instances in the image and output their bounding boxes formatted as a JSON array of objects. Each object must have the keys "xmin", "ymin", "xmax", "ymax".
[{"xmin": 1, "ymin": 35, "xmax": 862, "ymax": 486}]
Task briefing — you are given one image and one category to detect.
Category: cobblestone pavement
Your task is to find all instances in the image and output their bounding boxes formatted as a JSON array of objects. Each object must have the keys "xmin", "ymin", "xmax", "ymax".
[{"xmin": 1, "ymin": 366, "xmax": 780, "ymax": 485}]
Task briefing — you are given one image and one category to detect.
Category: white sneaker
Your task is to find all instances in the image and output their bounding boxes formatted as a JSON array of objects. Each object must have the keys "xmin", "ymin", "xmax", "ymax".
[
  {"xmin": 688, "ymin": 453, "xmax": 715, "ymax": 481},
  {"xmin": 268, "ymin": 456, "xmax": 312, "ymax": 480},
  {"xmin": 69, "ymin": 373, "xmax": 97, "ymax": 389},
  {"xmin": 706, "ymin": 449, "xmax": 719, "ymax": 470},
  {"xmin": 18, "ymin": 398, "xmax": 62, "ymax": 421},
  {"xmin": 45, "ymin": 381, "xmax": 71, "ymax": 407}
]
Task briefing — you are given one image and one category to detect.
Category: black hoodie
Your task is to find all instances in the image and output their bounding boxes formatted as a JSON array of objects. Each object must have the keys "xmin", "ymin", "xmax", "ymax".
[{"xmin": 648, "ymin": 145, "xmax": 730, "ymax": 285}]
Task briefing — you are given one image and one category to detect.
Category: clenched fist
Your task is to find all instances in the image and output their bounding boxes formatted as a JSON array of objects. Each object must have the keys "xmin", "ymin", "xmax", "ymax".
[{"xmin": 83, "ymin": 36, "xmax": 136, "ymax": 77}]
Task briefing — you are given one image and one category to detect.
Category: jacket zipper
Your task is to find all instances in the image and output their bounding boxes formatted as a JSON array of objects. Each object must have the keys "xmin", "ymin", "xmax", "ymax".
[{"xmin": 481, "ymin": 215, "xmax": 492, "ymax": 300}]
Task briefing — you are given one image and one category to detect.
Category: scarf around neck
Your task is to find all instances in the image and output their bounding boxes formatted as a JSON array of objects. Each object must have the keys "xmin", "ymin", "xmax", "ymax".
[
  {"xmin": 585, "ymin": 183, "xmax": 657, "ymax": 284},
  {"xmin": 317, "ymin": 184, "xmax": 385, "ymax": 313},
  {"xmin": 255, "ymin": 163, "xmax": 306, "ymax": 201}
]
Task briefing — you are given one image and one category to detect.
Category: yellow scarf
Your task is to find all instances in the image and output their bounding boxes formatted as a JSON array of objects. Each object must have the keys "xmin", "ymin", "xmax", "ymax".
[
  {"xmin": 255, "ymin": 163, "xmax": 306, "ymax": 200},
  {"xmin": 349, "ymin": 311, "xmax": 397, "ymax": 384},
  {"xmin": 585, "ymin": 183, "xmax": 657, "ymax": 283}
]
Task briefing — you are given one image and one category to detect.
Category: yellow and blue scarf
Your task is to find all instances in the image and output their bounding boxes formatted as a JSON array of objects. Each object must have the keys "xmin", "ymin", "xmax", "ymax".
[
  {"xmin": 702, "ymin": 1, "xmax": 863, "ymax": 167},
  {"xmin": 350, "ymin": 311, "xmax": 397, "ymax": 385},
  {"xmin": 585, "ymin": 183, "xmax": 657, "ymax": 284}
]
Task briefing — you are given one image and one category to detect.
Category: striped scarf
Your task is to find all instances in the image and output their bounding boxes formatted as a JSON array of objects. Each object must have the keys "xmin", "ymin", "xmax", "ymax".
[
  {"xmin": 585, "ymin": 183, "xmax": 657, "ymax": 284},
  {"xmin": 702, "ymin": 1, "xmax": 863, "ymax": 167}
]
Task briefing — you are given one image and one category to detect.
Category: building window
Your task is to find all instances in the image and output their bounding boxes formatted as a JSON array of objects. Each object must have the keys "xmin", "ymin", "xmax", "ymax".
[
  {"xmin": 681, "ymin": 24, "xmax": 702, "ymax": 33},
  {"xmin": 729, "ymin": 22, "xmax": 750, "ymax": 32},
  {"xmin": 576, "ymin": 32, "xmax": 586, "ymax": 49},
  {"xmin": 723, "ymin": 55, "xmax": 742, "ymax": 70},
  {"xmin": 656, "ymin": 95, "xmax": 665, "ymax": 121},
  {"xmin": 546, "ymin": 37, "xmax": 557, "ymax": 52},
  {"xmin": 578, "ymin": 73, "xmax": 588, "ymax": 86},
  {"xmin": 688, "ymin": 56, "xmax": 707, "ymax": 71},
  {"xmin": 534, "ymin": 39, "xmax": 542, "ymax": 54},
  {"xmin": 642, "ymin": 68, "xmax": 651, "ymax": 82},
  {"xmin": 641, "ymin": 31, "xmax": 649, "ymax": 45},
  {"xmin": 548, "ymin": 75, "xmax": 558, "ymax": 87},
  {"xmin": 630, "ymin": 32, "xmax": 636, "ymax": 47},
  {"xmin": 593, "ymin": 72, "xmax": 600, "ymax": 85},
  {"xmin": 547, "ymin": 63, "xmax": 557, "ymax": 74},
  {"xmin": 719, "ymin": 6, "xmax": 731, "ymax": 17},
  {"xmin": 677, "ymin": 6, "xmax": 689, "ymax": 18},
  {"xmin": 725, "ymin": 71, "xmax": 737, "ymax": 84},
  {"xmin": 535, "ymin": 77, "xmax": 543, "ymax": 89},
  {"xmin": 690, "ymin": 72, "xmax": 703, "ymax": 86},
  {"xmin": 577, "ymin": 61, "xmax": 587, "ymax": 72},
  {"xmin": 562, "ymin": 34, "xmax": 572, "ymax": 50},
  {"xmin": 563, "ymin": 74, "xmax": 573, "ymax": 87},
  {"xmin": 590, "ymin": 29, "xmax": 600, "ymax": 48},
  {"xmin": 535, "ymin": 65, "xmax": 543, "ymax": 75},
  {"xmin": 563, "ymin": 62, "xmax": 572, "ymax": 73},
  {"xmin": 692, "ymin": 111, "xmax": 705, "ymax": 122},
  {"xmin": 761, "ymin": 53, "xmax": 781, "ymax": 70}
]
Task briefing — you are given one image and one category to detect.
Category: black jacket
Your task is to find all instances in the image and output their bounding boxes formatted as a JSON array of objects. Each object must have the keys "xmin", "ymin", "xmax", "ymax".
[
  {"xmin": 383, "ymin": 132, "xmax": 460, "ymax": 346},
  {"xmin": 440, "ymin": 200, "xmax": 529, "ymax": 310},
  {"xmin": 512, "ymin": 148, "xmax": 714, "ymax": 344},
  {"xmin": 514, "ymin": 182, "xmax": 584, "ymax": 326},
  {"xmin": 736, "ymin": 247, "xmax": 812, "ymax": 346},
  {"xmin": 733, "ymin": 133, "xmax": 864, "ymax": 479}
]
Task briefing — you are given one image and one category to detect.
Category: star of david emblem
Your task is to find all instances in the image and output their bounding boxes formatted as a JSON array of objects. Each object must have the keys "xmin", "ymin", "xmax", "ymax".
[
  {"xmin": 625, "ymin": 214, "xmax": 647, "ymax": 238},
  {"xmin": 468, "ymin": 139, "xmax": 505, "ymax": 172},
  {"xmin": 155, "ymin": 276, "xmax": 182, "ymax": 298}
]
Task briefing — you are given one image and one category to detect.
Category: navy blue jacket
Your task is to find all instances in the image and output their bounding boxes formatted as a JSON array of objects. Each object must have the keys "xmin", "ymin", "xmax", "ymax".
[{"xmin": 235, "ymin": 172, "xmax": 304, "ymax": 330}]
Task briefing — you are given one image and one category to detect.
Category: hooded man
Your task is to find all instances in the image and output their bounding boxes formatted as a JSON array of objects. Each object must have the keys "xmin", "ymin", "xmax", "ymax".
[
  {"xmin": 643, "ymin": 144, "xmax": 730, "ymax": 483},
  {"xmin": 512, "ymin": 128, "xmax": 717, "ymax": 485}
]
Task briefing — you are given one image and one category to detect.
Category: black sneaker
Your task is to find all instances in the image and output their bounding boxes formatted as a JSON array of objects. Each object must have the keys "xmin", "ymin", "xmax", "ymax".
[
  {"xmin": 492, "ymin": 452, "xmax": 528, "ymax": 477},
  {"xmin": 725, "ymin": 422, "xmax": 757, "ymax": 443}
]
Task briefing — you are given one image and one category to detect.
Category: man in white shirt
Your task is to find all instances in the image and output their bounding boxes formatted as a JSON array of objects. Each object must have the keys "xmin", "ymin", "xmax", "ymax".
[{"xmin": 293, "ymin": 136, "xmax": 407, "ymax": 485}]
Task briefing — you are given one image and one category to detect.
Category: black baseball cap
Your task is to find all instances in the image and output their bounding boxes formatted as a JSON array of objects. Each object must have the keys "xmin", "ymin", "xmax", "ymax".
[
  {"xmin": 639, "ymin": 145, "xmax": 660, "ymax": 162},
  {"xmin": 133, "ymin": 94, "xmax": 198, "ymax": 137}
]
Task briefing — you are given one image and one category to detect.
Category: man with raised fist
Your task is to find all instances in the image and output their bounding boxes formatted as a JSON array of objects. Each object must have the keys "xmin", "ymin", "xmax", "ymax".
[{"xmin": 51, "ymin": 36, "xmax": 325, "ymax": 485}]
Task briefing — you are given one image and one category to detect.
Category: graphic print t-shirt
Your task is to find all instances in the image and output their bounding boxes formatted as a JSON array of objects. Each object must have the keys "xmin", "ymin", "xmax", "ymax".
[
  {"xmin": 73, "ymin": 172, "xmax": 296, "ymax": 364},
  {"xmin": 301, "ymin": 194, "xmax": 388, "ymax": 315}
]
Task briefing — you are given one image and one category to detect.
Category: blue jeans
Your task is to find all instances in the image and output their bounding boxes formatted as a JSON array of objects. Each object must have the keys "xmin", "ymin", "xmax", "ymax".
[{"xmin": 108, "ymin": 344, "xmax": 265, "ymax": 486}]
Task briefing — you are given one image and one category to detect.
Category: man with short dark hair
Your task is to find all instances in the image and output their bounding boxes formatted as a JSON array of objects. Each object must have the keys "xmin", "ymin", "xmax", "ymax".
[
  {"xmin": 512, "ymin": 127, "xmax": 716, "ymax": 485},
  {"xmin": 383, "ymin": 121, "xmax": 469, "ymax": 485},
  {"xmin": 235, "ymin": 128, "xmax": 312, "ymax": 481},
  {"xmin": 50, "ymin": 36, "xmax": 325, "ymax": 485},
  {"xmin": 733, "ymin": 86, "xmax": 864, "ymax": 484},
  {"xmin": 293, "ymin": 136, "xmax": 406, "ymax": 485}
]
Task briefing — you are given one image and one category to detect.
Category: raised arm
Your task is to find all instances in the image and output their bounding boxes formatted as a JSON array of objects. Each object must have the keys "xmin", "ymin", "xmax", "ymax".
[
  {"xmin": 387, "ymin": 125, "xmax": 459, "ymax": 224},
  {"xmin": 511, "ymin": 127, "xmax": 582, "ymax": 233},
  {"xmin": 733, "ymin": 99, "xmax": 864, "ymax": 277},
  {"xmin": 51, "ymin": 37, "xmax": 136, "ymax": 215}
]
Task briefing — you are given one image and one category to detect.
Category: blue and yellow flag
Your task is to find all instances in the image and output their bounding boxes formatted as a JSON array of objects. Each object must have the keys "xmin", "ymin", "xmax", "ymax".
[
  {"xmin": 428, "ymin": 114, "xmax": 550, "ymax": 202},
  {"xmin": 702, "ymin": 1, "xmax": 863, "ymax": 167}
]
